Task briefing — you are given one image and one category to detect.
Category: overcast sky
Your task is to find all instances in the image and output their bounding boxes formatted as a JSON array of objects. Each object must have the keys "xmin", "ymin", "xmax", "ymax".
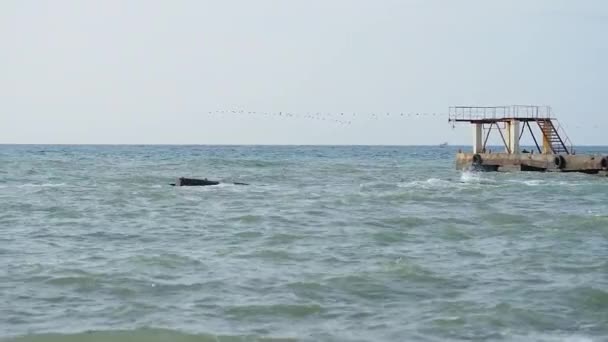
[{"xmin": 1, "ymin": 0, "xmax": 607, "ymax": 145}]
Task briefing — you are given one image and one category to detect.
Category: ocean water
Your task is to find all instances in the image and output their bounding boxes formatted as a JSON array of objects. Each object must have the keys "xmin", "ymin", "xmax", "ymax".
[{"xmin": 1, "ymin": 145, "xmax": 607, "ymax": 342}]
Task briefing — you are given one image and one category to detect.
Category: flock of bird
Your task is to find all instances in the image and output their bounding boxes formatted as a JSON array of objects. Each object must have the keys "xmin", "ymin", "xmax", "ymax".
[
  {"xmin": 204, "ymin": 110, "xmax": 604, "ymax": 131},
  {"xmin": 206, "ymin": 110, "xmax": 448, "ymax": 125}
]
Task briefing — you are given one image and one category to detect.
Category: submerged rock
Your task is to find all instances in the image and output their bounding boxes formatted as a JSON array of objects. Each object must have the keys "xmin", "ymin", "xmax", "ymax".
[
  {"xmin": 170, "ymin": 177, "xmax": 249, "ymax": 186},
  {"xmin": 174, "ymin": 177, "xmax": 219, "ymax": 186}
]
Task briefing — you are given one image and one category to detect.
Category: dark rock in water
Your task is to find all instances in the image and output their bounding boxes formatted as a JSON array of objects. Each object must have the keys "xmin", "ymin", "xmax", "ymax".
[
  {"xmin": 170, "ymin": 177, "xmax": 249, "ymax": 186},
  {"xmin": 174, "ymin": 177, "xmax": 220, "ymax": 186}
]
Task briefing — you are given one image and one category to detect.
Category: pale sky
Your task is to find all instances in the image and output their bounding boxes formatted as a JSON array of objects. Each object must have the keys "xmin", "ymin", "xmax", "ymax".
[{"xmin": 1, "ymin": 0, "xmax": 607, "ymax": 145}]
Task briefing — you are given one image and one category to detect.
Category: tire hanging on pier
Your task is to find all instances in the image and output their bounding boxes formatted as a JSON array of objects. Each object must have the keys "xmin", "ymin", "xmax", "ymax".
[
  {"xmin": 601, "ymin": 156, "xmax": 608, "ymax": 169},
  {"xmin": 472, "ymin": 154, "xmax": 483, "ymax": 165},
  {"xmin": 554, "ymin": 155, "xmax": 566, "ymax": 169}
]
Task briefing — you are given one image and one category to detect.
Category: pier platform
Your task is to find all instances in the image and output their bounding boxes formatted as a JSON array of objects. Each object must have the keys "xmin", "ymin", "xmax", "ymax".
[
  {"xmin": 449, "ymin": 105, "xmax": 607, "ymax": 174},
  {"xmin": 456, "ymin": 152, "xmax": 608, "ymax": 174}
]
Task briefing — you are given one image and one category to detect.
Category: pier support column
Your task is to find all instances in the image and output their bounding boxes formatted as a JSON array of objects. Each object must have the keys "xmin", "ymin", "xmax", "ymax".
[
  {"xmin": 542, "ymin": 130, "xmax": 552, "ymax": 154},
  {"xmin": 473, "ymin": 124, "xmax": 483, "ymax": 153},
  {"xmin": 505, "ymin": 120, "xmax": 520, "ymax": 154}
]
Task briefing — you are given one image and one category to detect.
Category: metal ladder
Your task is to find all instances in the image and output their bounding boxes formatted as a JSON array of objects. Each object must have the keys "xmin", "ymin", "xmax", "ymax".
[{"xmin": 537, "ymin": 119, "xmax": 573, "ymax": 154}]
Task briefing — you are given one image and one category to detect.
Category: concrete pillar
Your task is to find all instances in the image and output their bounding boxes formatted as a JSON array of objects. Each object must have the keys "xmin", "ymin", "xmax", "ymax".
[
  {"xmin": 542, "ymin": 130, "xmax": 552, "ymax": 154},
  {"xmin": 507, "ymin": 119, "xmax": 520, "ymax": 154},
  {"xmin": 504, "ymin": 122, "xmax": 511, "ymax": 153},
  {"xmin": 473, "ymin": 124, "xmax": 483, "ymax": 153}
]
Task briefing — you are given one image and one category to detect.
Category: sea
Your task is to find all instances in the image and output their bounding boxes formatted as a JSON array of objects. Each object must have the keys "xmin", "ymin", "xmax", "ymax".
[{"xmin": 1, "ymin": 145, "xmax": 607, "ymax": 342}]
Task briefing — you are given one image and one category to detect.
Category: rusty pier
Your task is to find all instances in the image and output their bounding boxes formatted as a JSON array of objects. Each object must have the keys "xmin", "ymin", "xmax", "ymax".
[{"xmin": 449, "ymin": 105, "xmax": 608, "ymax": 174}]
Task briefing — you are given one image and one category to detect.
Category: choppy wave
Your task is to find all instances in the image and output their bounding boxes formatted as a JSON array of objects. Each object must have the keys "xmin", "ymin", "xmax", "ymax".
[
  {"xmin": 397, "ymin": 177, "xmax": 451, "ymax": 189},
  {"xmin": 1, "ymin": 328, "xmax": 297, "ymax": 342},
  {"xmin": 459, "ymin": 170, "xmax": 484, "ymax": 183},
  {"xmin": 16, "ymin": 183, "xmax": 67, "ymax": 188},
  {"xmin": 394, "ymin": 172, "xmax": 497, "ymax": 189},
  {"xmin": 502, "ymin": 334, "xmax": 595, "ymax": 342}
]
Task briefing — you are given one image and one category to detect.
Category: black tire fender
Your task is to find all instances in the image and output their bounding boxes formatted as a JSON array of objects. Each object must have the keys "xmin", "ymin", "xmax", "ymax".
[
  {"xmin": 554, "ymin": 155, "xmax": 566, "ymax": 169},
  {"xmin": 472, "ymin": 153, "xmax": 483, "ymax": 165}
]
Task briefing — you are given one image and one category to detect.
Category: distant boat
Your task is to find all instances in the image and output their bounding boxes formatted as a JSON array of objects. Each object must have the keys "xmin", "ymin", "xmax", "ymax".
[{"xmin": 439, "ymin": 142, "xmax": 448, "ymax": 147}]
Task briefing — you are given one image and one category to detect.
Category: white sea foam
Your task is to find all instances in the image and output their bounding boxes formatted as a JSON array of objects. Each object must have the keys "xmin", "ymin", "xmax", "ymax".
[
  {"xmin": 18, "ymin": 183, "xmax": 66, "ymax": 188},
  {"xmin": 178, "ymin": 182, "xmax": 248, "ymax": 192},
  {"xmin": 504, "ymin": 333, "xmax": 594, "ymax": 342},
  {"xmin": 505, "ymin": 178, "xmax": 590, "ymax": 187},
  {"xmin": 460, "ymin": 170, "xmax": 483, "ymax": 183},
  {"xmin": 512, "ymin": 179, "xmax": 544, "ymax": 186},
  {"xmin": 397, "ymin": 178, "xmax": 452, "ymax": 189}
]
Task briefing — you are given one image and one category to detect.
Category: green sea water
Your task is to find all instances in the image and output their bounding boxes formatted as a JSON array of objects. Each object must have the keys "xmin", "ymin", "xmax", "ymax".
[{"xmin": 1, "ymin": 145, "xmax": 607, "ymax": 341}]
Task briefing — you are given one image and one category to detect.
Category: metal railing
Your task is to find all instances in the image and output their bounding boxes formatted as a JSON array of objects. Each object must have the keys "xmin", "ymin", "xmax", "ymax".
[
  {"xmin": 552, "ymin": 119, "xmax": 575, "ymax": 154},
  {"xmin": 448, "ymin": 105, "xmax": 553, "ymax": 122}
]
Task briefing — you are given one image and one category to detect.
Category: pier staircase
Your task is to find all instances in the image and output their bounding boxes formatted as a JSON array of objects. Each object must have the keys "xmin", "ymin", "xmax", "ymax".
[{"xmin": 537, "ymin": 119, "xmax": 573, "ymax": 155}]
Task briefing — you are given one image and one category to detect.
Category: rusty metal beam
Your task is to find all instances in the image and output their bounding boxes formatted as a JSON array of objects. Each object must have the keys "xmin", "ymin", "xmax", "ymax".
[
  {"xmin": 495, "ymin": 123, "xmax": 511, "ymax": 154},
  {"xmin": 452, "ymin": 117, "xmax": 555, "ymax": 124},
  {"xmin": 526, "ymin": 121, "xmax": 542, "ymax": 153},
  {"xmin": 482, "ymin": 123, "xmax": 493, "ymax": 151}
]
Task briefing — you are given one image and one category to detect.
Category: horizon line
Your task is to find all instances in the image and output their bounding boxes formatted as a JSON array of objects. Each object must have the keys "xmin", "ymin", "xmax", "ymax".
[{"xmin": 1, "ymin": 143, "xmax": 607, "ymax": 147}]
